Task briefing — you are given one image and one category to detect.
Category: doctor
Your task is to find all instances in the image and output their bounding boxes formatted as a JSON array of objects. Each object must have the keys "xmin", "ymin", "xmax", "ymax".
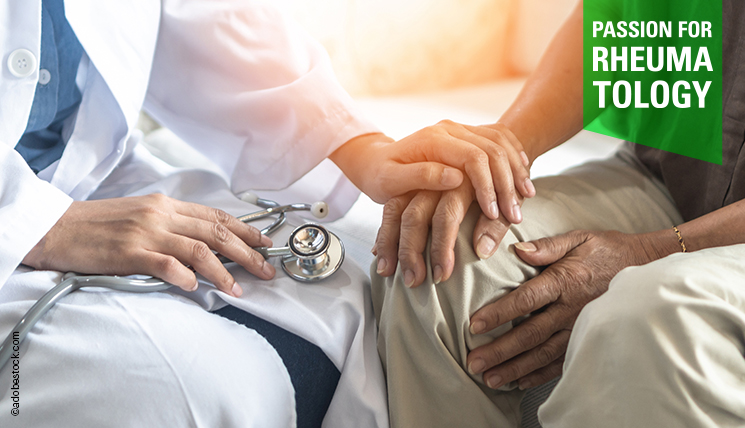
[{"xmin": 0, "ymin": 0, "xmax": 533, "ymax": 427}]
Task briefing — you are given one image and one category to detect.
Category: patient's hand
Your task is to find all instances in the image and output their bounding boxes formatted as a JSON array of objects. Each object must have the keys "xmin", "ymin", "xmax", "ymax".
[
  {"xmin": 466, "ymin": 230, "xmax": 674, "ymax": 389},
  {"xmin": 331, "ymin": 122, "xmax": 534, "ymax": 224},
  {"xmin": 372, "ymin": 120, "xmax": 535, "ymax": 287},
  {"xmin": 22, "ymin": 194, "xmax": 275, "ymax": 297},
  {"xmin": 374, "ymin": 178, "xmax": 516, "ymax": 287}
]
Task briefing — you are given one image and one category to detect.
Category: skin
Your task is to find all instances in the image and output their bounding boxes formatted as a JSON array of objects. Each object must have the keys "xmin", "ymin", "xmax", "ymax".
[
  {"xmin": 23, "ymin": 124, "xmax": 530, "ymax": 297},
  {"xmin": 376, "ymin": 0, "xmax": 745, "ymax": 389},
  {"xmin": 375, "ymin": 2, "xmax": 584, "ymax": 285}
]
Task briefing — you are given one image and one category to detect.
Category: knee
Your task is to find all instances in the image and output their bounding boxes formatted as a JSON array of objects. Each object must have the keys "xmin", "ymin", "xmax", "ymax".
[{"xmin": 578, "ymin": 249, "xmax": 744, "ymax": 339}]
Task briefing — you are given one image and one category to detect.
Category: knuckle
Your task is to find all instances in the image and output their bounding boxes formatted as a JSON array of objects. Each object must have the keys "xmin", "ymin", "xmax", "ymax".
[
  {"xmin": 515, "ymin": 323, "xmax": 544, "ymax": 349},
  {"xmin": 424, "ymin": 125, "xmax": 445, "ymax": 137},
  {"xmin": 487, "ymin": 144, "xmax": 507, "ymax": 160},
  {"xmin": 249, "ymin": 225, "xmax": 263, "ymax": 242},
  {"xmin": 156, "ymin": 256, "xmax": 180, "ymax": 277},
  {"xmin": 136, "ymin": 203, "xmax": 163, "ymax": 219},
  {"xmin": 212, "ymin": 223, "xmax": 231, "ymax": 245},
  {"xmin": 401, "ymin": 204, "xmax": 429, "ymax": 228},
  {"xmin": 534, "ymin": 344, "xmax": 557, "ymax": 367},
  {"xmin": 485, "ymin": 345, "xmax": 507, "ymax": 365},
  {"xmin": 514, "ymin": 288, "xmax": 538, "ymax": 312},
  {"xmin": 191, "ymin": 241, "xmax": 212, "ymax": 262},
  {"xmin": 433, "ymin": 202, "xmax": 462, "ymax": 226},
  {"xmin": 213, "ymin": 209, "xmax": 232, "ymax": 225},
  {"xmin": 145, "ymin": 193, "xmax": 169, "ymax": 205},
  {"xmin": 383, "ymin": 198, "xmax": 407, "ymax": 218},
  {"xmin": 248, "ymin": 249, "xmax": 265, "ymax": 266},
  {"xmin": 419, "ymin": 165, "xmax": 437, "ymax": 185}
]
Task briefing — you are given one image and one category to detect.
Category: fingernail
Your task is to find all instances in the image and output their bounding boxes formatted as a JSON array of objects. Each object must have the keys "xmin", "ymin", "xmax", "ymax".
[
  {"xmin": 231, "ymin": 282, "xmax": 243, "ymax": 297},
  {"xmin": 512, "ymin": 203, "xmax": 522, "ymax": 223},
  {"xmin": 404, "ymin": 269, "xmax": 415, "ymax": 288},
  {"xmin": 519, "ymin": 380, "xmax": 533, "ymax": 390},
  {"xmin": 514, "ymin": 242, "xmax": 536, "ymax": 252},
  {"xmin": 520, "ymin": 151, "xmax": 530, "ymax": 166},
  {"xmin": 441, "ymin": 168, "xmax": 462, "ymax": 187},
  {"xmin": 262, "ymin": 261, "xmax": 276, "ymax": 277},
  {"xmin": 433, "ymin": 265, "xmax": 443, "ymax": 284},
  {"xmin": 469, "ymin": 358, "xmax": 486, "ymax": 375},
  {"xmin": 376, "ymin": 258, "xmax": 387, "ymax": 275},
  {"xmin": 488, "ymin": 201, "xmax": 499, "ymax": 219},
  {"xmin": 486, "ymin": 374, "xmax": 503, "ymax": 389},
  {"xmin": 524, "ymin": 177, "xmax": 536, "ymax": 197},
  {"xmin": 476, "ymin": 235, "xmax": 497, "ymax": 259},
  {"xmin": 470, "ymin": 320, "xmax": 486, "ymax": 335},
  {"xmin": 371, "ymin": 242, "xmax": 378, "ymax": 256},
  {"xmin": 190, "ymin": 281, "xmax": 199, "ymax": 292},
  {"xmin": 260, "ymin": 234, "xmax": 273, "ymax": 247}
]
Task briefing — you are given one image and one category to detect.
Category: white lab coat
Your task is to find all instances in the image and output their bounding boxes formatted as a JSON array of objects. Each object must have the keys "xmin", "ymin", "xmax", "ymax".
[{"xmin": 0, "ymin": 1, "xmax": 387, "ymax": 427}]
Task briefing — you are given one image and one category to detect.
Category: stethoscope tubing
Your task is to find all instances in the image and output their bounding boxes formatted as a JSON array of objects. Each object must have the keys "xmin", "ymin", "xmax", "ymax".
[
  {"xmin": 0, "ymin": 199, "xmax": 337, "ymax": 373},
  {"xmin": 0, "ymin": 275, "xmax": 169, "ymax": 371}
]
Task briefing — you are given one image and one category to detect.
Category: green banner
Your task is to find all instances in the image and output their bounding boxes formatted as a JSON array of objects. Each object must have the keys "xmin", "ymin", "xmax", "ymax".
[{"xmin": 583, "ymin": 0, "xmax": 722, "ymax": 164}]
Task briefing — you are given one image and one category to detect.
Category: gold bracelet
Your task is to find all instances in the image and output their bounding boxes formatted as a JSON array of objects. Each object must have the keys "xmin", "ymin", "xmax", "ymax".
[{"xmin": 672, "ymin": 226, "xmax": 687, "ymax": 253}]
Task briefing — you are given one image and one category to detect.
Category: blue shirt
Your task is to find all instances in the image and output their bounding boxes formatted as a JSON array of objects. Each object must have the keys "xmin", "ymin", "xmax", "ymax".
[{"xmin": 14, "ymin": 0, "xmax": 84, "ymax": 174}]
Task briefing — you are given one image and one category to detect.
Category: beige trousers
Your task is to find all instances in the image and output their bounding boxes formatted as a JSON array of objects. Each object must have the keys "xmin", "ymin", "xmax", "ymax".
[{"xmin": 371, "ymin": 149, "xmax": 745, "ymax": 427}]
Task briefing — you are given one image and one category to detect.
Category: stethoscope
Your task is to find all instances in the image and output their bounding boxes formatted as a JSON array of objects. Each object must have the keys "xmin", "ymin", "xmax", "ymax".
[{"xmin": 0, "ymin": 194, "xmax": 345, "ymax": 371}]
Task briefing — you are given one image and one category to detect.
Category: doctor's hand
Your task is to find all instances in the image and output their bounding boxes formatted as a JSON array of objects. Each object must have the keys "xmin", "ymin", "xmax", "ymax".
[
  {"xmin": 330, "ymin": 123, "xmax": 535, "ymax": 224},
  {"xmin": 22, "ymin": 194, "xmax": 275, "ymax": 297},
  {"xmin": 373, "ymin": 178, "xmax": 517, "ymax": 287},
  {"xmin": 466, "ymin": 229, "xmax": 678, "ymax": 390}
]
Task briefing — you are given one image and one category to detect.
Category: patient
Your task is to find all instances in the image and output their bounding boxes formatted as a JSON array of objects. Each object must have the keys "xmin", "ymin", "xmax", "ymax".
[{"xmin": 373, "ymin": 1, "xmax": 745, "ymax": 427}]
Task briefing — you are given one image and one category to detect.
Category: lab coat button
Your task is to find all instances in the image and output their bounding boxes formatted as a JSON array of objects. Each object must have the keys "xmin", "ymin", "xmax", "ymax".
[
  {"xmin": 38, "ymin": 68, "xmax": 51, "ymax": 85},
  {"xmin": 7, "ymin": 49, "xmax": 37, "ymax": 78}
]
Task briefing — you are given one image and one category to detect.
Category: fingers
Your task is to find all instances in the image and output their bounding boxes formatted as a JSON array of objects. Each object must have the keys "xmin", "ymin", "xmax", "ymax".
[
  {"xmin": 140, "ymin": 251, "xmax": 199, "ymax": 293},
  {"xmin": 516, "ymin": 357, "xmax": 564, "ymax": 390},
  {"xmin": 469, "ymin": 272, "xmax": 562, "ymax": 334},
  {"xmin": 401, "ymin": 128, "xmax": 499, "ymax": 220},
  {"xmin": 450, "ymin": 124, "xmax": 531, "ymax": 223},
  {"xmin": 398, "ymin": 191, "xmax": 440, "ymax": 287},
  {"xmin": 158, "ymin": 235, "xmax": 246, "ymax": 297},
  {"xmin": 514, "ymin": 230, "xmax": 589, "ymax": 266},
  {"xmin": 378, "ymin": 163, "xmax": 464, "ymax": 196},
  {"xmin": 375, "ymin": 193, "xmax": 415, "ymax": 277},
  {"xmin": 472, "ymin": 211, "xmax": 511, "ymax": 260},
  {"xmin": 465, "ymin": 124, "xmax": 536, "ymax": 200},
  {"xmin": 152, "ymin": 197, "xmax": 278, "ymax": 295},
  {"xmin": 173, "ymin": 200, "xmax": 273, "ymax": 248},
  {"xmin": 171, "ymin": 216, "xmax": 276, "ymax": 282},
  {"xmin": 480, "ymin": 330, "xmax": 570, "ymax": 390},
  {"xmin": 428, "ymin": 182, "xmax": 475, "ymax": 284},
  {"xmin": 468, "ymin": 305, "xmax": 568, "ymax": 377}
]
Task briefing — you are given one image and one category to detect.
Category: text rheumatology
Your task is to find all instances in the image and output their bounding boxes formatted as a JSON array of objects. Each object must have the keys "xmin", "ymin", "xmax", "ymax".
[{"xmin": 590, "ymin": 20, "xmax": 714, "ymax": 110}]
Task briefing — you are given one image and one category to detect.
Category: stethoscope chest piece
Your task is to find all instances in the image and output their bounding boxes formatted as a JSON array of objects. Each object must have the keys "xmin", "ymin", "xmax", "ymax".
[{"xmin": 281, "ymin": 223, "xmax": 345, "ymax": 282}]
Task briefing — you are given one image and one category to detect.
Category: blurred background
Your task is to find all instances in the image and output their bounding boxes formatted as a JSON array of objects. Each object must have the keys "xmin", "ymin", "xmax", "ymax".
[{"xmin": 273, "ymin": 0, "xmax": 577, "ymax": 96}]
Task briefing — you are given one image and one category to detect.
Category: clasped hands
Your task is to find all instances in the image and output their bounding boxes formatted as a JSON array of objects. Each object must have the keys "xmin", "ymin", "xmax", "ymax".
[{"xmin": 371, "ymin": 121, "xmax": 666, "ymax": 390}]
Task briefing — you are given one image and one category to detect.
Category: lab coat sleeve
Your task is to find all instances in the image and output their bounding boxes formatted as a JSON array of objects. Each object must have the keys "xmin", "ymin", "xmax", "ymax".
[
  {"xmin": 0, "ymin": 145, "xmax": 73, "ymax": 286},
  {"xmin": 143, "ymin": 0, "xmax": 380, "ymax": 192}
]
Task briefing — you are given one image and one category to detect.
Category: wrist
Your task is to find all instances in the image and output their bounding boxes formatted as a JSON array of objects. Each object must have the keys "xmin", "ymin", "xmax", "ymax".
[
  {"xmin": 636, "ymin": 228, "xmax": 683, "ymax": 264},
  {"xmin": 329, "ymin": 132, "xmax": 393, "ymax": 191}
]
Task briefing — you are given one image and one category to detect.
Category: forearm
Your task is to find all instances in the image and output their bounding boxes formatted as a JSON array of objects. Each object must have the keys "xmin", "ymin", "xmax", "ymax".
[{"xmin": 492, "ymin": 2, "xmax": 584, "ymax": 163}]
